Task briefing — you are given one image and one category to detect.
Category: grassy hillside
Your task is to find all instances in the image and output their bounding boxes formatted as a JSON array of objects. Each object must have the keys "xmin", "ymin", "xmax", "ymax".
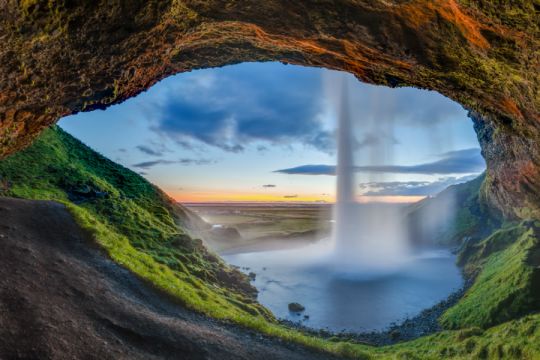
[
  {"xmin": 441, "ymin": 221, "xmax": 540, "ymax": 329},
  {"xmin": 0, "ymin": 126, "xmax": 538, "ymax": 359},
  {"xmin": 406, "ymin": 174, "xmax": 499, "ymax": 246},
  {"xmin": 0, "ymin": 126, "xmax": 270, "ymax": 320},
  {"xmin": 407, "ymin": 175, "xmax": 540, "ymax": 330}
]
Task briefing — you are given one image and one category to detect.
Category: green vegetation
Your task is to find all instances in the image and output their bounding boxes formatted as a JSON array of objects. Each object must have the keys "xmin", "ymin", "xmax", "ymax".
[
  {"xmin": 377, "ymin": 314, "xmax": 540, "ymax": 359},
  {"xmin": 458, "ymin": 0, "xmax": 539, "ymax": 34},
  {"xmin": 406, "ymin": 174, "xmax": 499, "ymax": 246},
  {"xmin": 0, "ymin": 126, "xmax": 270, "ymax": 320},
  {"xmin": 408, "ymin": 175, "xmax": 539, "ymax": 330},
  {"xmin": 199, "ymin": 206, "xmax": 327, "ymax": 239},
  {"xmin": 0, "ymin": 126, "xmax": 538, "ymax": 359},
  {"xmin": 190, "ymin": 204, "xmax": 331, "ymax": 252},
  {"xmin": 442, "ymin": 221, "xmax": 540, "ymax": 329}
]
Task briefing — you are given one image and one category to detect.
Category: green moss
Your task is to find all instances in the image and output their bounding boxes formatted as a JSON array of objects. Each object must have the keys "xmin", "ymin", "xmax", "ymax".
[
  {"xmin": 66, "ymin": 204, "xmax": 272, "ymax": 321},
  {"xmin": 18, "ymin": 0, "xmax": 71, "ymax": 37},
  {"xmin": 405, "ymin": 173, "xmax": 499, "ymax": 246},
  {"xmin": 442, "ymin": 222, "xmax": 540, "ymax": 329},
  {"xmin": 0, "ymin": 126, "xmax": 538, "ymax": 359},
  {"xmin": 0, "ymin": 126, "xmax": 269, "ymax": 320},
  {"xmin": 378, "ymin": 314, "xmax": 540, "ymax": 359},
  {"xmin": 457, "ymin": 1, "xmax": 539, "ymax": 34}
]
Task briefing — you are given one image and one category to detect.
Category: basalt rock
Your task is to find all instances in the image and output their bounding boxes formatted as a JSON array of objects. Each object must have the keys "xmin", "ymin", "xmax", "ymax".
[
  {"xmin": 288, "ymin": 302, "xmax": 306, "ymax": 312},
  {"xmin": 0, "ymin": 1, "xmax": 538, "ymax": 219}
]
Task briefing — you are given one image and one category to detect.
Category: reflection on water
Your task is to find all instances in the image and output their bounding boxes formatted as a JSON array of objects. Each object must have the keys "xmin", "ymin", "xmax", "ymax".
[{"xmin": 224, "ymin": 245, "xmax": 462, "ymax": 332}]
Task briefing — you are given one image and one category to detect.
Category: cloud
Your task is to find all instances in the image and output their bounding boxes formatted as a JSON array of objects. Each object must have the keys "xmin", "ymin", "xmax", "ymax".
[
  {"xmin": 283, "ymin": 195, "xmax": 298, "ymax": 198},
  {"xmin": 262, "ymin": 184, "xmax": 276, "ymax": 188},
  {"xmin": 346, "ymin": 80, "xmax": 466, "ymax": 127},
  {"xmin": 358, "ymin": 175, "xmax": 479, "ymax": 196},
  {"xmin": 136, "ymin": 145, "xmax": 164, "ymax": 157},
  {"xmin": 275, "ymin": 165, "xmax": 335, "ymax": 175},
  {"xmin": 148, "ymin": 63, "xmax": 333, "ymax": 153},
  {"xmin": 132, "ymin": 158, "xmax": 214, "ymax": 169},
  {"xmin": 274, "ymin": 148, "xmax": 485, "ymax": 175},
  {"xmin": 121, "ymin": 63, "xmax": 469, "ymax": 159},
  {"xmin": 355, "ymin": 133, "xmax": 399, "ymax": 149},
  {"xmin": 354, "ymin": 148, "xmax": 485, "ymax": 174}
]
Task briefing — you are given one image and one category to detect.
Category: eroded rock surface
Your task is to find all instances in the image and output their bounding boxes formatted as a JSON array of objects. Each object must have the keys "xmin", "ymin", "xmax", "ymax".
[
  {"xmin": 0, "ymin": 0, "xmax": 538, "ymax": 218},
  {"xmin": 0, "ymin": 197, "xmax": 339, "ymax": 360}
]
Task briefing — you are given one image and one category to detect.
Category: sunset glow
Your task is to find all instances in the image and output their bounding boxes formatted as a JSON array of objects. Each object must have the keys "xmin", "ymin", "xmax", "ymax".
[
  {"xmin": 59, "ymin": 62, "xmax": 483, "ymax": 204},
  {"xmin": 169, "ymin": 190, "xmax": 426, "ymax": 204}
]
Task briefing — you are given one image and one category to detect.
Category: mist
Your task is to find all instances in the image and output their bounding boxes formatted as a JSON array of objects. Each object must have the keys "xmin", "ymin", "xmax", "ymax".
[
  {"xmin": 325, "ymin": 72, "xmax": 462, "ymax": 274},
  {"xmin": 205, "ymin": 66, "xmax": 469, "ymax": 333}
]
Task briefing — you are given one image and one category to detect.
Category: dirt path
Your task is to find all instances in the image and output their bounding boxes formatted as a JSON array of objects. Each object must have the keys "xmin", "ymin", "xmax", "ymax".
[{"xmin": 0, "ymin": 197, "xmax": 339, "ymax": 360}]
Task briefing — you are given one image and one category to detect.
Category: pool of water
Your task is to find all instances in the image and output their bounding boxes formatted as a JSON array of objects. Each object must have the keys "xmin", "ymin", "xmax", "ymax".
[{"xmin": 224, "ymin": 245, "xmax": 462, "ymax": 332}]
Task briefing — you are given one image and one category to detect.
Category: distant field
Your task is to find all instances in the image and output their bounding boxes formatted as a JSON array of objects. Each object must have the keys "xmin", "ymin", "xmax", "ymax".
[{"xmin": 184, "ymin": 203, "xmax": 333, "ymax": 253}]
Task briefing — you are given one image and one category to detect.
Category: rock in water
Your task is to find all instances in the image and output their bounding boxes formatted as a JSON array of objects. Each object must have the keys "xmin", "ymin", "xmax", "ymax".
[{"xmin": 288, "ymin": 303, "xmax": 305, "ymax": 312}]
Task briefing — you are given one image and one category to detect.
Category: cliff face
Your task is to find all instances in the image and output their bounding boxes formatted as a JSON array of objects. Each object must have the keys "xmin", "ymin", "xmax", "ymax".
[{"xmin": 0, "ymin": 0, "xmax": 538, "ymax": 218}]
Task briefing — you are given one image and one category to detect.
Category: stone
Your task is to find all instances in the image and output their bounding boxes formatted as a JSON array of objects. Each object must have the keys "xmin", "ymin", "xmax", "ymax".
[
  {"xmin": 0, "ymin": 1, "xmax": 538, "ymax": 219},
  {"xmin": 288, "ymin": 302, "xmax": 305, "ymax": 312}
]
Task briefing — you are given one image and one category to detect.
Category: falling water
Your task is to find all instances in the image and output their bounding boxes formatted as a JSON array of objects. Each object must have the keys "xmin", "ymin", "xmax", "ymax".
[
  {"xmin": 332, "ymin": 76, "xmax": 409, "ymax": 272},
  {"xmin": 333, "ymin": 79, "xmax": 358, "ymax": 258}
]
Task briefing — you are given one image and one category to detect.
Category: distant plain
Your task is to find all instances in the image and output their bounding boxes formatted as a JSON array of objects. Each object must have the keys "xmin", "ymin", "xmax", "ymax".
[{"xmin": 185, "ymin": 203, "xmax": 333, "ymax": 254}]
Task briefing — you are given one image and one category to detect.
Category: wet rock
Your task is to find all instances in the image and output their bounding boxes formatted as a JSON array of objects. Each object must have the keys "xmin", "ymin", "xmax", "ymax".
[
  {"xmin": 208, "ymin": 227, "xmax": 242, "ymax": 242},
  {"xmin": 66, "ymin": 185, "xmax": 110, "ymax": 203},
  {"xmin": 288, "ymin": 303, "xmax": 305, "ymax": 312}
]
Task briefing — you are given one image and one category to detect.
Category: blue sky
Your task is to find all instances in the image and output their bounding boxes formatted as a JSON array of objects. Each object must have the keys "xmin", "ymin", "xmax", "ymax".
[{"xmin": 59, "ymin": 62, "xmax": 484, "ymax": 203}]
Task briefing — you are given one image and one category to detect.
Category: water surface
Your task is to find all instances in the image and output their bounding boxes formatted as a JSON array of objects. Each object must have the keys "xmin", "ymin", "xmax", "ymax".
[{"xmin": 224, "ymin": 245, "xmax": 462, "ymax": 332}]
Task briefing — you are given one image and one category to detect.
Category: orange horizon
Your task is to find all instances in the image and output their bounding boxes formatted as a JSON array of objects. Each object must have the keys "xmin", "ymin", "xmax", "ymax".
[{"xmin": 169, "ymin": 190, "xmax": 425, "ymax": 204}]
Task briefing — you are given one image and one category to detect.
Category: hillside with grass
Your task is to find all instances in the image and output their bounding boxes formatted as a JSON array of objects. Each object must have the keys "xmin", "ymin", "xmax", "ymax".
[
  {"xmin": 0, "ymin": 126, "xmax": 270, "ymax": 320},
  {"xmin": 0, "ymin": 126, "xmax": 538, "ymax": 359},
  {"xmin": 407, "ymin": 176, "xmax": 540, "ymax": 331},
  {"xmin": 405, "ymin": 174, "xmax": 500, "ymax": 247}
]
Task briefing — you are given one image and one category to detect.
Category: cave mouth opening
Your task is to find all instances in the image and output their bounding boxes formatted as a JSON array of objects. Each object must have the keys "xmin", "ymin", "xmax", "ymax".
[
  {"xmin": 1, "ymin": 0, "xmax": 534, "ymax": 225},
  {"xmin": 58, "ymin": 61, "xmax": 486, "ymax": 333}
]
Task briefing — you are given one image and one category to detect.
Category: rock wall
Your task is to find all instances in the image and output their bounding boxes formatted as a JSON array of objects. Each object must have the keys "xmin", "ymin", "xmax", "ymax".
[{"xmin": 0, "ymin": 0, "xmax": 538, "ymax": 218}]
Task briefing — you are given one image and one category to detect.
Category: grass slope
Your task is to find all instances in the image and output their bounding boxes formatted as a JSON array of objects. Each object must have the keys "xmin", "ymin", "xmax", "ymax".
[
  {"xmin": 442, "ymin": 221, "xmax": 540, "ymax": 329},
  {"xmin": 0, "ymin": 126, "xmax": 538, "ymax": 359},
  {"xmin": 407, "ymin": 176, "xmax": 539, "ymax": 330},
  {"xmin": 406, "ymin": 174, "xmax": 499, "ymax": 246},
  {"xmin": 0, "ymin": 126, "xmax": 270, "ymax": 320}
]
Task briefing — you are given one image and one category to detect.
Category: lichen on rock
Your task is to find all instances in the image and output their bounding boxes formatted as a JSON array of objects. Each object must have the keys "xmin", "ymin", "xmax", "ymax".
[{"xmin": 0, "ymin": 0, "xmax": 538, "ymax": 218}]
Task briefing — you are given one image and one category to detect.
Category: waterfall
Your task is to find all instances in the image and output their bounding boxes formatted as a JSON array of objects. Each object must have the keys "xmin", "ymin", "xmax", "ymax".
[
  {"xmin": 333, "ymin": 79, "xmax": 358, "ymax": 258},
  {"xmin": 332, "ymin": 75, "xmax": 409, "ymax": 272}
]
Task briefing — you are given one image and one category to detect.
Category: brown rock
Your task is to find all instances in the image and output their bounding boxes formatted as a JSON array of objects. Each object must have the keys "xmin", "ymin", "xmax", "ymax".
[{"xmin": 0, "ymin": 1, "xmax": 538, "ymax": 218}]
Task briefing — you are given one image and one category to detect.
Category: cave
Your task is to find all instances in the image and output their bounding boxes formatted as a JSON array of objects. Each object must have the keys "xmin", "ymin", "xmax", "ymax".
[
  {"xmin": 0, "ymin": 1, "xmax": 538, "ymax": 359},
  {"xmin": 1, "ymin": 0, "xmax": 538, "ymax": 220}
]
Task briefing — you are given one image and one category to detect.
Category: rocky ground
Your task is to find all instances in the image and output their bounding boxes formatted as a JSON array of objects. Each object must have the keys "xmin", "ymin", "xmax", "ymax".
[{"xmin": 0, "ymin": 197, "xmax": 340, "ymax": 360}]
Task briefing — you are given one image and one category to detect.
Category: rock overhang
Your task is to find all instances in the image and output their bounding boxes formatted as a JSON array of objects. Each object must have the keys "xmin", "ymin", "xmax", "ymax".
[{"xmin": 0, "ymin": 0, "xmax": 538, "ymax": 219}]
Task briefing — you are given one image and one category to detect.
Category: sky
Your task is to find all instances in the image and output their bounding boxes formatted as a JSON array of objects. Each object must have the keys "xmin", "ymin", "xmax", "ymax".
[{"xmin": 59, "ymin": 62, "xmax": 485, "ymax": 203}]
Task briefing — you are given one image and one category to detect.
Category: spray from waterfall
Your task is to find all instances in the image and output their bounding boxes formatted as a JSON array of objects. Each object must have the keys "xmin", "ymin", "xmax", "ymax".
[{"xmin": 331, "ymin": 75, "xmax": 409, "ymax": 272}]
